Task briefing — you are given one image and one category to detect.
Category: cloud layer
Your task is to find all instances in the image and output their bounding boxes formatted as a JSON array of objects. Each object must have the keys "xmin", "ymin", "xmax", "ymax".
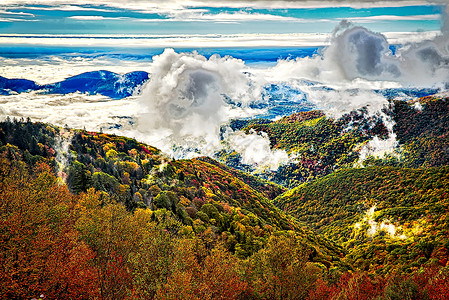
[
  {"xmin": 2, "ymin": 0, "xmax": 447, "ymax": 10},
  {"xmin": 0, "ymin": 1, "xmax": 444, "ymax": 36},
  {"xmin": 1, "ymin": 2, "xmax": 448, "ymax": 171}
]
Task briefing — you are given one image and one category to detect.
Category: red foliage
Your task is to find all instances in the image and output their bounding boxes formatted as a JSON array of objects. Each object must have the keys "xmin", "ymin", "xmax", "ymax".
[
  {"xmin": 141, "ymin": 146, "xmax": 152, "ymax": 155},
  {"xmin": 309, "ymin": 278, "xmax": 339, "ymax": 300}
]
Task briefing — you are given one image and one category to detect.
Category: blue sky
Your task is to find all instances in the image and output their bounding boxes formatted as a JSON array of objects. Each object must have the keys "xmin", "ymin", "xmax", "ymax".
[{"xmin": 0, "ymin": 1, "xmax": 445, "ymax": 35}]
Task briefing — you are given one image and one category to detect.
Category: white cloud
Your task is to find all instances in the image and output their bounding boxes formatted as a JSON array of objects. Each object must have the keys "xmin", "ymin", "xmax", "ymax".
[
  {"xmin": 269, "ymin": 24, "xmax": 448, "ymax": 87},
  {"xmin": 185, "ymin": 0, "xmax": 447, "ymax": 9},
  {"xmin": 0, "ymin": 91, "xmax": 137, "ymax": 132},
  {"xmin": 354, "ymin": 205, "xmax": 407, "ymax": 239},
  {"xmin": 1, "ymin": 0, "xmax": 445, "ymax": 32},
  {"xmin": 0, "ymin": 17, "xmax": 37, "ymax": 22},
  {"xmin": 0, "ymin": 33, "xmax": 331, "ymax": 49},
  {"xmin": 0, "ymin": 31, "xmax": 439, "ymax": 50},
  {"xmin": 134, "ymin": 48, "xmax": 263, "ymax": 158},
  {"xmin": 0, "ymin": 10, "xmax": 35, "ymax": 17},
  {"xmin": 66, "ymin": 11, "xmax": 328, "ymax": 23},
  {"xmin": 348, "ymin": 14, "xmax": 441, "ymax": 23},
  {"xmin": 1, "ymin": 0, "xmax": 447, "ymax": 21},
  {"xmin": 1, "ymin": 0, "xmax": 446, "ymax": 10},
  {"xmin": 67, "ymin": 15, "xmax": 130, "ymax": 21},
  {"xmin": 226, "ymin": 130, "xmax": 290, "ymax": 172},
  {"xmin": 169, "ymin": 12, "xmax": 306, "ymax": 22},
  {"xmin": 9, "ymin": 5, "xmax": 115, "ymax": 12}
]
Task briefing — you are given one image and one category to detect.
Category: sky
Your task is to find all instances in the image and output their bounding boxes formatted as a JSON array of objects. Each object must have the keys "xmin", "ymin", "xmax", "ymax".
[{"xmin": 0, "ymin": 0, "xmax": 445, "ymax": 37}]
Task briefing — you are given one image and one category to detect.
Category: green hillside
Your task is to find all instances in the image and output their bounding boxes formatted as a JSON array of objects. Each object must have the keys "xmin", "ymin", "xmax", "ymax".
[
  {"xmin": 220, "ymin": 109, "xmax": 389, "ymax": 188},
  {"xmin": 274, "ymin": 166, "xmax": 449, "ymax": 274},
  {"xmin": 389, "ymin": 96, "xmax": 449, "ymax": 168},
  {"xmin": 221, "ymin": 96, "xmax": 449, "ymax": 189},
  {"xmin": 1, "ymin": 154, "xmax": 342, "ymax": 299}
]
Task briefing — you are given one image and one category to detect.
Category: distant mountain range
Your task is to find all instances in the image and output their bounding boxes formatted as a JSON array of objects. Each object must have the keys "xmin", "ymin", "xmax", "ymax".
[
  {"xmin": 0, "ymin": 69, "xmax": 440, "ymax": 107},
  {"xmin": 0, "ymin": 70, "xmax": 149, "ymax": 99}
]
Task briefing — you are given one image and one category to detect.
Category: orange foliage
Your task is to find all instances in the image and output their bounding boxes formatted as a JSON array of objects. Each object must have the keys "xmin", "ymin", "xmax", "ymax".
[{"xmin": 0, "ymin": 156, "xmax": 99, "ymax": 299}]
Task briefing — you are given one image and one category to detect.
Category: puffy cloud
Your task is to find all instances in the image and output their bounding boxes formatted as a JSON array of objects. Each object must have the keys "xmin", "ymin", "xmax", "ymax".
[
  {"xmin": 270, "ymin": 22, "xmax": 448, "ymax": 87},
  {"xmin": 226, "ymin": 130, "xmax": 290, "ymax": 171},
  {"xmin": 265, "ymin": 18, "xmax": 448, "ymax": 161},
  {"xmin": 134, "ymin": 48, "xmax": 263, "ymax": 157}
]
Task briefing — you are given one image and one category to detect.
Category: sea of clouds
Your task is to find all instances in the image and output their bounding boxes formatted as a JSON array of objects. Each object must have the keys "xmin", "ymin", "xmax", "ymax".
[{"xmin": 1, "ymin": 15, "xmax": 448, "ymax": 171}]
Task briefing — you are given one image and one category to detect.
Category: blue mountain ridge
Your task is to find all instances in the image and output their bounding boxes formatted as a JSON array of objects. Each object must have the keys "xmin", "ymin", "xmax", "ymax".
[
  {"xmin": 0, "ymin": 70, "xmax": 439, "ymax": 107},
  {"xmin": 0, "ymin": 77, "xmax": 39, "ymax": 95},
  {"xmin": 0, "ymin": 70, "xmax": 149, "ymax": 99}
]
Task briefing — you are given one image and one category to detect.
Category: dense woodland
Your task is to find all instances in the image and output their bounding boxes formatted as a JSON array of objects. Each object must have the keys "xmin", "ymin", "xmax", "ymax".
[
  {"xmin": 221, "ymin": 97, "xmax": 449, "ymax": 188},
  {"xmin": 1, "ymin": 96, "xmax": 449, "ymax": 299},
  {"xmin": 221, "ymin": 108, "xmax": 389, "ymax": 187},
  {"xmin": 275, "ymin": 166, "xmax": 449, "ymax": 274}
]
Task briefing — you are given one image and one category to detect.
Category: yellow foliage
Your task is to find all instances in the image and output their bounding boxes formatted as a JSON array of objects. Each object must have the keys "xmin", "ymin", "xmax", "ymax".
[
  {"xmin": 179, "ymin": 196, "xmax": 190, "ymax": 207},
  {"xmin": 102, "ymin": 142, "xmax": 116, "ymax": 153},
  {"xmin": 106, "ymin": 149, "xmax": 118, "ymax": 159}
]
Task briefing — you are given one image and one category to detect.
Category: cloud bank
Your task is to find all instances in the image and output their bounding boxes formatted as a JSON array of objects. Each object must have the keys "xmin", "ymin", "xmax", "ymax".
[
  {"xmin": 1, "ymin": 3, "xmax": 448, "ymax": 170},
  {"xmin": 270, "ymin": 22, "xmax": 449, "ymax": 88}
]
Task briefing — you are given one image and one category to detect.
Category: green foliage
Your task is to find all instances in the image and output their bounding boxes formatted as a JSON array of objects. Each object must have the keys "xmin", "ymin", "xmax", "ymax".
[
  {"xmin": 2, "ymin": 95, "xmax": 449, "ymax": 298},
  {"xmin": 388, "ymin": 97, "xmax": 449, "ymax": 168},
  {"xmin": 0, "ymin": 119, "xmax": 343, "ymax": 262},
  {"xmin": 246, "ymin": 232, "xmax": 322, "ymax": 299},
  {"xmin": 67, "ymin": 160, "xmax": 91, "ymax": 194},
  {"xmin": 0, "ymin": 117, "xmax": 58, "ymax": 158},
  {"xmin": 275, "ymin": 166, "xmax": 449, "ymax": 274},
  {"xmin": 198, "ymin": 156, "xmax": 286, "ymax": 200},
  {"xmin": 0, "ymin": 159, "xmax": 340, "ymax": 299},
  {"xmin": 91, "ymin": 171, "xmax": 120, "ymax": 193},
  {"xmin": 220, "ymin": 110, "xmax": 389, "ymax": 188},
  {"xmin": 153, "ymin": 191, "xmax": 177, "ymax": 211}
]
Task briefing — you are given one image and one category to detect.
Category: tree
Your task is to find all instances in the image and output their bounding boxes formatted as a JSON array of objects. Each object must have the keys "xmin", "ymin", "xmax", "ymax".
[
  {"xmin": 0, "ymin": 157, "xmax": 99, "ymax": 299},
  {"xmin": 246, "ymin": 232, "xmax": 321, "ymax": 299},
  {"xmin": 67, "ymin": 160, "xmax": 91, "ymax": 194}
]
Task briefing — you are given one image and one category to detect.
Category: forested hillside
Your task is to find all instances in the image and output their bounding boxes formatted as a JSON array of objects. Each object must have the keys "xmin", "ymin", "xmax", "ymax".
[
  {"xmin": 0, "ymin": 119, "xmax": 344, "ymax": 264},
  {"xmin": 221, "ymin": 109, "xmax": 389, "ymax": 187},
  {"xmin": 388, "ymin": 96, "xmax": 449, "ymax": 168},
  {"xmin": 1, "ymin": 156, "xmax": 333, "ymax": 299},
  {"xmin": 274, "ymin": 166, "xmax": 449, "ymax": 274},
  {"xmin": 221, "ymin": 96, "xmax": 449, "ymax": 189},
  {"xmin": 1, "ymin": 95, "xmax": 449, "ymax": 299}
]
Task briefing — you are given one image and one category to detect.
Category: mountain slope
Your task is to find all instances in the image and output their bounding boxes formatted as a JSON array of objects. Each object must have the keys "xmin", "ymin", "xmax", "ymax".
[
  {"xmin": 2, "ymin": 94, "xmax": 449, "ymax": 298},
  {"xmin": 220, "ymin": 109, "xmax": 388, "ymax": 187},
  {"xmin": 0, "ymin": 70, "xmax": 149, "ymax": 99},
  {"xmin": 388, "ymin": 96, "xmax": 449, "ymax": 168},
  {"xmin": 274, "ymin": 166, "xmax": 449, "ymax": 274},
  {"xmin": 0, "ymin": 76, "xmax": 39, "ymax": 95},
  {"xmin": 0, "ymin": 119, "xmax": 345, "ymax": 263},
  {"xmin": 45, "ymin": 70, "xmax": 148, "ymax": 99},
  {"xmin": 220, "ymin": 95, "xmax": 449, "ymax": 189}
]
